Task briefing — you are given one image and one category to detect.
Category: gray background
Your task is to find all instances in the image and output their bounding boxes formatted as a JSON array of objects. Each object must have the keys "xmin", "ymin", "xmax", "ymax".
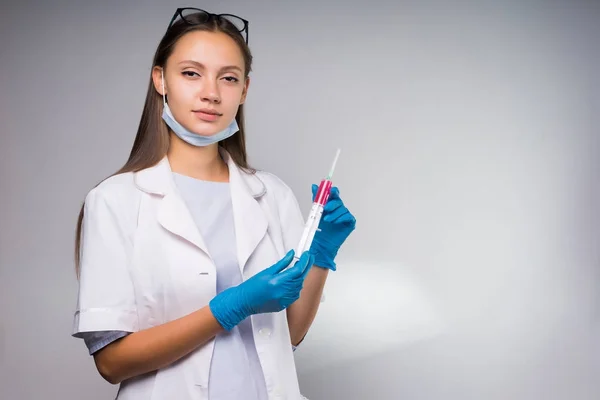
[{"xmin": 1, "ymin": 0, "xmax": 599, "ymax": 399}]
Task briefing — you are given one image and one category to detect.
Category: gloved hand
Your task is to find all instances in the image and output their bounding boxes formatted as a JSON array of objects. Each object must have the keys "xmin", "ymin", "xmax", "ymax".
[
  {"xmin": 310, "ymin": 185, "xmax": 356, "ymax": 271},
  {"xmin": 209, "ymin": 250, "xmax": 314, "ymax": 331}
]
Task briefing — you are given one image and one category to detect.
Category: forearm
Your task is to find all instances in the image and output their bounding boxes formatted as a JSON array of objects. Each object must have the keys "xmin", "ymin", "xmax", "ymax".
[
  {"xmin": 286, "ymin": 265, "xmax": 329, "ymax": 346},
  {"xmin": 94, "ymin": 306, "xmax": 224, "ymax": 384}
]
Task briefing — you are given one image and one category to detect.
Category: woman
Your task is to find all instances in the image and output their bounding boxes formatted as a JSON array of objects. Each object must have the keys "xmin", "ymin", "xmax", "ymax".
[{"xmin": 72, "ymin": 8, "xmax": 356, "ymax": 400}]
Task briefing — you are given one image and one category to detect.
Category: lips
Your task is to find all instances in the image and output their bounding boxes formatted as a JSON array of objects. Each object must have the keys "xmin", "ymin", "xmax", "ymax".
[
  {"xmin": 193, "ymin": 109, "xmax": 222, "ymax": 122},
  {"xmin": 194, "ymin": 108, "xmax": 222, "ymax": 116}
]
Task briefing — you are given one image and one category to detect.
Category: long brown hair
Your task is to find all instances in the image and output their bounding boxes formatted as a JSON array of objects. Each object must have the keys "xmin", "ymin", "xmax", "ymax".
[{"xmin": 74, "ymin": 13, "xmax": 254, "ymax": 277}]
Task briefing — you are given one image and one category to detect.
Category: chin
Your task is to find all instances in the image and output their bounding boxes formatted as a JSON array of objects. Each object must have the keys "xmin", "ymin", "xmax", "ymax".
[{"xmin": 187, "ymin": 121, "xmax": 226, "ymax": 137}]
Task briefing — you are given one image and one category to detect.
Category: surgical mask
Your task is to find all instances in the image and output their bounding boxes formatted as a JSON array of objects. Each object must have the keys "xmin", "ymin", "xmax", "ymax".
[{"xmin": 160, "ymin": 70, "xmax": 239, "ymax": 147}]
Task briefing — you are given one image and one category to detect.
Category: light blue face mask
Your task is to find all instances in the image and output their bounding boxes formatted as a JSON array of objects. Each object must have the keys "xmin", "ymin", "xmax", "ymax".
[{"xmin": 160, "ymin": 70, "xmax": 239, "ymax": 147}]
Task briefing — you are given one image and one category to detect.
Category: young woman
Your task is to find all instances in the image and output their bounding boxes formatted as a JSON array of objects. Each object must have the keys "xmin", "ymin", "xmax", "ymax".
[{"xmin": 72, "ymin": 8, "xmax": 356, "ymax": 400}]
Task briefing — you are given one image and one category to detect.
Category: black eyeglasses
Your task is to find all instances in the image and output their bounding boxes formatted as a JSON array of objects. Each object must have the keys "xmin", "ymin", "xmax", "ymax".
[{"xmin": 167, "ymin": 8, "xmax": 249, "ymax": 44}]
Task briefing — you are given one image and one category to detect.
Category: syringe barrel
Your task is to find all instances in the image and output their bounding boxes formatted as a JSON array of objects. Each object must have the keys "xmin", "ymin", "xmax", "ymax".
[
  {"xmin": 295, "ymin": 202, "xmax": 324, "ymax": 256},
  {"xmin": 314, "ymin": 179, "xmax": 333, "ymax": 206},
  {"xmin": 293, "ymin": 179, "xmax": 333, "ymax": 261}
]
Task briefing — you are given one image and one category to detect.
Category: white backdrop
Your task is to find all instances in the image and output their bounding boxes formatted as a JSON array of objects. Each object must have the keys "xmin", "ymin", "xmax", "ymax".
[{"xmin": 1, "ymin": 0, "xmax": 599, "ymax": 399}]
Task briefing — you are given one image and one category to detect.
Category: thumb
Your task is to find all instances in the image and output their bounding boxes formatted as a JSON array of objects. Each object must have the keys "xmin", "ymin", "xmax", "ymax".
[{"xmin": 265, "ymin": 249, "xmax": 295, "ymax": 275}]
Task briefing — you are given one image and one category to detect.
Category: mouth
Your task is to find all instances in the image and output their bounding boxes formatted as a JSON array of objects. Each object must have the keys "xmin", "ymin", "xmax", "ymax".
[
  {"xmin": 193, "ymin": 108, "xmax": 222, "ymax": 116},
  {"xmin": 193, "ymin": 108, "xmax": 222, "ymax": 122}
]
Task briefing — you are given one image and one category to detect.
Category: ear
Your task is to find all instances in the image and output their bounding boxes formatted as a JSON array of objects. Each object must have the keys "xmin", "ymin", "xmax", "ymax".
[
  {"xmin": 152, "ymin": 66, "xmax": 166, "ymax": 97},
  {"xmin": 240, "ymin": 76, "xmax": 250, "ymax": 104}
]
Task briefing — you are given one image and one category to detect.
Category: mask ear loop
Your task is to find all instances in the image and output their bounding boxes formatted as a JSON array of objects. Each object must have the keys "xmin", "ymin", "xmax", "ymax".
[{"xmin": 161, "ymin": 68, "xmax": 166, "ymax": 105}]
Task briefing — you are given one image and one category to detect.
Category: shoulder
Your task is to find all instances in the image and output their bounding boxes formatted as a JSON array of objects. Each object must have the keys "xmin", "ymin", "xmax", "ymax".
[
  {"xmin": 253, "ymin": 170, "xmax": 306, "ymax": 217},
  {"xmin": 254, "ymin": 170, "xmax": 296, "ymax": 199},
  {"xmin": 252, "ymin": 170, "xmax": 305, "ymax": 238},
  {"xmin": 86, "ymin": 172, "xmax": 138, "ymax": 202},
  {"xmin": 84, "ymin": 172, "xmax": 141, "ymax": 220}
]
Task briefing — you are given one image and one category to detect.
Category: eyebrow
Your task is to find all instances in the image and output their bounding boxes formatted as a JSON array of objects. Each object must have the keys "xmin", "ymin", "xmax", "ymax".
[{"xmin": 178, "ymin": 60, "xmax": 243, "ymax": 74}]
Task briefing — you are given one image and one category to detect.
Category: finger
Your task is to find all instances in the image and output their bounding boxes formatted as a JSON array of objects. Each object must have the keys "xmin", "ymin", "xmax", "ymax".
[
  {"xmin": 314, "ymin": 185, "xmax": 340, "ymax": 203},
  {"xmin": 285, "ymin": 251, "xmax": 312, "ymax": 280},
  {"xmin": 298, "ymin": 253, "xmax": 315, "ymax": 281},
  {"xmin": 332, "ymin": 212, "xmax": 357, "ymax": 226},
  {"xmin": 291, "ymin": 253, "xmax": 314, "ymax": 285},
  {"xmin": 323, "ymin": 198, "xmax": 343, "ymax": 213},
  {"xmin": 286, "ymin": 275, "xmax": 308, "ymax": 299},
  {"xmin": 267, "ymin": 249, "xmax": 295, "ymax": 274},
  {"xmin": 288, "ymin": 292, "xmax": 301, "ymax": 305},
  {"xmin": 328, "ymin": 187, "xmax": 340, "ymax": 200},
  {"xmin": 323, "ymin": 206, "xmax": 348, "ymax": 223},
  {"xmin": 294, "ymin": 251, "xmax": 313, "ymax": 279}
]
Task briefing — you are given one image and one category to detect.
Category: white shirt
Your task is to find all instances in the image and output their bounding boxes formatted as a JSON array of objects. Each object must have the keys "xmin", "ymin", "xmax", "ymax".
[
  {"xmin": 72, "ymin": 149, "xmax": 312, "ymax": 400},
  {"xmin": 173, "ymin": 173, "xmax": 267, "ymax": 400}
]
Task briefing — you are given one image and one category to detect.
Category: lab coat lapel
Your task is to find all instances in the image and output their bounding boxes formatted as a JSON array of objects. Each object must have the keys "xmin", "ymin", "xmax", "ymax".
[
  {"xmin": 223, "ymin": 150, "xmax": 268, "ymax": 274},
  {"xmin": 158, "ymin": 192, "xmax": 209, "ymax": 254},
  {"xmin": 134, "ymin": 157, "xmax": 209, "ymax": 255}
]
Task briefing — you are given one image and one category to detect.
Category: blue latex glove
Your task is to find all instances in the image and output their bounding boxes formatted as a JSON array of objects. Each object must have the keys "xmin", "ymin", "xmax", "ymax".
[
  {"xmin": 209, "ymin": 250, "xmax": 314, "ymax": 331},
  {"xmin": 310, "ymin": 185, "xmax": 356, "ymax": 271}
]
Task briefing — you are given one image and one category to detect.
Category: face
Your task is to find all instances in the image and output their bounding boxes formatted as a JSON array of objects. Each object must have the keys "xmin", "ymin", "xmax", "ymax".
[{"xmin": 153, "ymin": 30, "xmax": 249, "ymax": 136}]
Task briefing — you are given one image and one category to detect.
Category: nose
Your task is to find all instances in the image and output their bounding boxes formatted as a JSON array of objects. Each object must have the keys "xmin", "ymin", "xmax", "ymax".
[{"xmin": 200, "ymin": 79, "xmax": 221, "ymax": 104}]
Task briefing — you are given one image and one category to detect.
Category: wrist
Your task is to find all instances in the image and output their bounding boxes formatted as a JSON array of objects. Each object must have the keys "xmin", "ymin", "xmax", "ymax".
[
  {"xmin": 310, "ymin": 240, "xmax": 338, "ymax": 271},
  {"xmin": 209, "ymin": 287, "xmax": 245, "ymax": 331}
]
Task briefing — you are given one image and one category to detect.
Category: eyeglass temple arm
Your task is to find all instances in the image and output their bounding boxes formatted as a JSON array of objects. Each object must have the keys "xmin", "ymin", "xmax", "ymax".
[{"xmin": 166, "ymin": 9, "xmax": 182, "ymax": 31}]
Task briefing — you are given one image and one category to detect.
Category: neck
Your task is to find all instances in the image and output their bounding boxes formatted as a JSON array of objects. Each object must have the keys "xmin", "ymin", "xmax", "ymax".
[{"xmin": 167, "ymin": 132, "xmax": 229, "ymax": 182}]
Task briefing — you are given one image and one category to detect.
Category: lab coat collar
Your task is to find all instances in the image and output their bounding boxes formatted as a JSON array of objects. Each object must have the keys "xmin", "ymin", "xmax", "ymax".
[
  {"xmin": 133, "ymin": 148, "xmax": 266, "ymax": 199},
  {"xmin": 133, "ymin": 148, "xmax": 268, "ymax": 273}
]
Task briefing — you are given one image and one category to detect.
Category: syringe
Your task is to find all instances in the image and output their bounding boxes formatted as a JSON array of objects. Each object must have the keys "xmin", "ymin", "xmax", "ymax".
[{"xmin": 293, "ymin": 148, "xmax": 341, "ymax": 263}]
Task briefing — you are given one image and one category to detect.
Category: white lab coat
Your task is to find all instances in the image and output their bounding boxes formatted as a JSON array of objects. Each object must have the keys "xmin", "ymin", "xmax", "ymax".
[{"xmin": 73, "ymin": 149, "xmax": 314, "ymax": 400}]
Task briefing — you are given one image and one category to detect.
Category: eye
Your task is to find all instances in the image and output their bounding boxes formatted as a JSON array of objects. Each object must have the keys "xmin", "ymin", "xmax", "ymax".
[
  {"xmin": 223, "ymin": 76, "xmax": 239, "ymax": 83},
  {"xmin": 182, "ymin": 71, "xmax": 200, "ymax": 77}
]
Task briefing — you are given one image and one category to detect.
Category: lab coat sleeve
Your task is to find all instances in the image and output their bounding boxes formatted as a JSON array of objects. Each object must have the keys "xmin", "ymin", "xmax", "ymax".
[{"xmin": 72, "ymin": 188, "xmax": 139, "ymax": 337}]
